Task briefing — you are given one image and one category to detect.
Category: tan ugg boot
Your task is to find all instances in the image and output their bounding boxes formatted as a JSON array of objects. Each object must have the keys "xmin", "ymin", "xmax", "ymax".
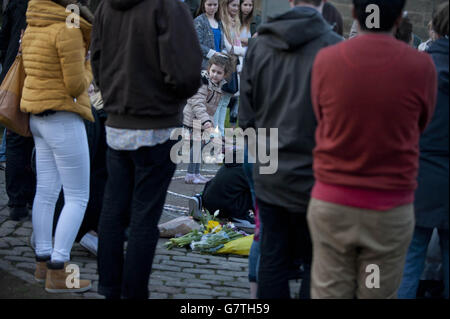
[
  {"xmin": 35, "ymin": 256, "xmax": 50, "ymax": 283},
  {"xmin": 45, "ymin": 261, "xmax": 92, "ymax": 293},
  {"xmin": 35, "ymin": 262, "xmax": 47, "ymax": 283}
]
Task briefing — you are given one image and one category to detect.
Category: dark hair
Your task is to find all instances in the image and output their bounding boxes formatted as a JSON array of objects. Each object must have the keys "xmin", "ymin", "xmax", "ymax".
[
  {"xmin": 240, "ymin": 0, "xmax": 254, "ymax": 29},
  {"xmin": 395, "ymin": 16, "xmax": 413, "ymax": 44},
  {"xmin": 208, "ymin": 54, "xmax": 235, "ymax": 79},
  {"xmin": 432, "ymin": 1, "xmax": 449, "ymax": 37},
  {"xmin": 353, "ymin": 0, "xmax": 406, "ymax": 33},
  {"xmin": 293, "ymin": 0, "xmax": 322, "ymax": 6},
  {"xmin": 196, "ymin": 0, "xmax": 221, "ymax": 20}
]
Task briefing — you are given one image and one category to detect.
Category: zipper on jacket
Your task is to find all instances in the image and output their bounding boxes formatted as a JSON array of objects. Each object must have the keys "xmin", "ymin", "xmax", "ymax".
[{"xmin": 207, "ymin": 91, "xmax": 215, "ymax": 104}]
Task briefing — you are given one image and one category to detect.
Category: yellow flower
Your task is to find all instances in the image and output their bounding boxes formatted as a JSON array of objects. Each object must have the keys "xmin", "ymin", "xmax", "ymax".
[{"xmin": 204, "ymin": 220, "xmax": 221, "ymax": 234}]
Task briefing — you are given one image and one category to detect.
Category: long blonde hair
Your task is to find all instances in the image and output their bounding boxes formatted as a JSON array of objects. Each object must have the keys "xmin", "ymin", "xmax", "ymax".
[{"xmin": 219, "ymin": 0, "xmax": 241, "ymax": 45}]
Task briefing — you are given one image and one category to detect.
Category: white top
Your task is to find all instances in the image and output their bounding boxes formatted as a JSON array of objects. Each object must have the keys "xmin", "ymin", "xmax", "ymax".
[{"xmin": 240, "ymin": 26, "xmax": 251, "ymax": 40}]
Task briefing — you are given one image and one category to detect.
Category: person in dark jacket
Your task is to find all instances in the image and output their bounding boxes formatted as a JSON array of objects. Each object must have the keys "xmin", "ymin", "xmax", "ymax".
[
  {"xmin": 398, "ymin": 1, "xmax": 449, "ymax": 299},
  {"xmin": 184, "ymin": 0, "xmax": 200, "ymax": 17},
  {"xmin": 239, "ymin": 0, "xmax": 342, "ymax": 299},
  {"xmin": 202, "ymin": 163, "xmax": 254, "ymax": 222},
  {"xmin": 0, "ymin": 0, "xmax": 36, "ymax": 221},
  {"xmin": 91, "ymin": 0, "xmax": 202, "ymax": 299},
  {"xmin": 322, "ymin": 0, "xmax": 343, "ymax": 36}
]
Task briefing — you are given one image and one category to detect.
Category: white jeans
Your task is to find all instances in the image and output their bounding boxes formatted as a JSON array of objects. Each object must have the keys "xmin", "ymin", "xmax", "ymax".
[{"xmin": 30, "ymin": 112, "xmax": 90, "ymax": 262}]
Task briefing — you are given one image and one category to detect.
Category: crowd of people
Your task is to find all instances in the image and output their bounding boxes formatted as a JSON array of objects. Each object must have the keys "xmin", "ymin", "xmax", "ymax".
[{"xmin": 0, "ymin": 0, "xmax": 448, "ymax": 300}]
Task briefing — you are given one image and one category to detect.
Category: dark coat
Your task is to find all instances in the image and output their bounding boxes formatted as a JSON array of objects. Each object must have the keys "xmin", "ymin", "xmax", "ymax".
[
  {"xmin": 239, "ymin": 6, "xmax": 342, "ymax": 213},
  {"xmin": 0, "ymin": 0, "xmax": 28, "ymax": 82},
  {"xmin": 415, "ymin": 38, "xmax": 449, "ymax": 230},
  {"xmin": 202, "ymin": 163, "xmax": 253, "ymax": 220},
  {"xmin": 322, "ymin": 2, "xmax": 343, "ymax": 36},
  {"xmin": 250, "ymin": 14, "xmax": 261, "ymax": 36},
  {"xmin": 91, "ymin": 0, "xmax": 202, "ymax": 129},
  {"xmin": 184, "ymin": 0, "xmax": 199, "ymax": 18}
]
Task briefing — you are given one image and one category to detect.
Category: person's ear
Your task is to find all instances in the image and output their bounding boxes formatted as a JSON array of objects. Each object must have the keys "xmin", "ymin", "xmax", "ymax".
[{"xmin": 394, "ymin": 15, "xmax": 403, "ymax": 28}]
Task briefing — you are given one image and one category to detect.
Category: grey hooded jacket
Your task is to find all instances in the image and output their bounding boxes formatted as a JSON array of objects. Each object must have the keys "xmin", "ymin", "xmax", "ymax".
[{"xmin": 239, "ymin": 6, "xmax": 342, "ymax": 213}]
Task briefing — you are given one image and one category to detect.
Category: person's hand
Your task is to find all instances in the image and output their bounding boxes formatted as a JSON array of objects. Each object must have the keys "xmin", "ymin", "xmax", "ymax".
[
  {"xmin": 203, "ymin": 122, "xmax": 212, "ymax": 130},
  {"xmin": 240, "ymin": 38, "xmax": 249, "ymax": 47},
  {"xmin": 252, "ymin": 32, "xmax": 258, "ymax": 38}
]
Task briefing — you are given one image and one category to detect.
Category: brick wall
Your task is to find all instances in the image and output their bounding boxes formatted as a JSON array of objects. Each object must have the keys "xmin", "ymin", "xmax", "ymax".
[
  {"xmin": 262, "ymin": 0, "xmax": 447, "ymax": 41},
  {"xmin": 330, "ymin": 0, "xmax": 447, "ymax": 40}
]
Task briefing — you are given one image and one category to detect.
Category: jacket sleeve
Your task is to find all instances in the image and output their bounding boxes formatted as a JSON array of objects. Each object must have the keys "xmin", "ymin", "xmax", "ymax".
[
  {"xmin": 238, "ymin": 42, "xmax": 256, "ymax": 130},
  {"xmin": 194, "ymin": 16, "xmax": 217, "ymax": 60},
  {"xmin": 0, "ymin": 6, "xmax": 10, "ymax": 66},
  {"xmin": 90, "ymin": 1, "xmax": 103, "ymax": 88},
  {"xmin": 157, "ymin": 0, "xmax": 202, "ymax": 100},
  {"xmin": 56, "ymin": 26, "xmax": 92, "ymax": 98},
  {"xmin": 311, "ymin": 51, "xmax": 324, "ymax": 123},
  {"xmin": 419, "ymin": 55, "xmax": 438, "ymax": 133},
  {"xmin": 188, "ymin": 85, "xmax": 211, "ymax": 125},
  {"xmin": 224, "ymin": 35, "xmax": 247, "ymax": 57}
]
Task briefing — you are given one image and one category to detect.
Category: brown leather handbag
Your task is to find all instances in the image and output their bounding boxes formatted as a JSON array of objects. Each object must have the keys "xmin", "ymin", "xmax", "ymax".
[{"xmin": 0, "ymin": 32, "xmax": 31, "ymax": 137}]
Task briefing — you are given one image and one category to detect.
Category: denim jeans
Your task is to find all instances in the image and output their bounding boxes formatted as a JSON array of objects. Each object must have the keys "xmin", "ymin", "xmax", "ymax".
[
  {"xmin": 257, "ymin": 199, "xmax": 312, "ymax": 299},
  {"xmin": 248, "ymin": 222, "xmax": 262, "ymax": 282},
  {"xmin": 214, "ymin": 94, "xmax": 231, "ymax": 136},
  {"xmin": 97, "ymin": 140, "xmax": 176, "ymax": 299},
  {"xmin": 0, "ymin": 128, "xmax": 6, "ymax": 162},
  {"xmin": 398, "ymin": 226, "xmax": 449, "ymax": 299}
]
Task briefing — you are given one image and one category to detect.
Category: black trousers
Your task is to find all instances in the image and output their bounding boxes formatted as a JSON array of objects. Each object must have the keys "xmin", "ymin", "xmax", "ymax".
[
  {"xmin": 97, "ymin": 140, "xmax": 176, "ymax": 299},
  {"xmin": 5, "ymin": 130, "xmax": 35, "ymax": 207},
  {"xmin": 257, "ymin": 199, "xmax": 312, "ymax": 299}
]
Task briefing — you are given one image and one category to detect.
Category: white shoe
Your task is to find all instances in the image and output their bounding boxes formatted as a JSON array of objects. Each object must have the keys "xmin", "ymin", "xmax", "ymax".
[
  {"xmin": 196, "ymin": 174, "xmax": 210, "ymax": 183},
  {"xmin": 80, "ymin": 233, "xmax": 98, "ymax": 256},
  {"xmin": 188, "ymin": 195, "xmax": 203, "ymax": 220},
  {"xmin": 185, "ymin": 174, "xmax": 206, "ymax": 185}
]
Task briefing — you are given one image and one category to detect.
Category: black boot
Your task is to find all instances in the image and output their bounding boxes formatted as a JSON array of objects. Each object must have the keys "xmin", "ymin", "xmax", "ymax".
[{"xmin": 9, "ymin": 206, "xmax": 28, "ymax": 221}]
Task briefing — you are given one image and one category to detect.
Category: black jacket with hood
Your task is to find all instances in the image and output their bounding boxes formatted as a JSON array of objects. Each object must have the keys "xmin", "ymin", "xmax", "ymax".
[
  {"xmin": 0, "ymin": 0, "xmax": 28, "ymax": 82},
  {"xmin": 91, "ymin": 0, "xmax": 202, "ymax": 130},
  {"xmin": 239, "ymin": 6, "xmax": 342, "ymax": 213}
]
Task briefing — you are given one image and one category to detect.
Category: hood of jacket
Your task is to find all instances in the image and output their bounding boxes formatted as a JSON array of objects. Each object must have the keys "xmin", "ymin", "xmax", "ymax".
[
  {"xmin": 258, "ymin": 6, "xmax": 333, "ymax": 51},
  {"xmin": 109, "ymin": 0, "xmax": 144, "ymax": 10},
  {"xmin": 428, "ymin": 37, "xmax": 449, "ymax": 95},
  {"xmin": 201, "ymin": 70, "xmax": 227, "ymax": 92},
  {"xmin": 26, "ymin": 0, "xmax": 92, "ymax": 45}
]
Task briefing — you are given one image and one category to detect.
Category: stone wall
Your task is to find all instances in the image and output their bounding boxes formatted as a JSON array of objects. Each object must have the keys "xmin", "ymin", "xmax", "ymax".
[
  {"xmin": 329, "ymin": 0, "xmax": 447, "ymax": 40},
  {"xmin": 262, "ymin": 0, "xmax": 448, "ymax": 40}
]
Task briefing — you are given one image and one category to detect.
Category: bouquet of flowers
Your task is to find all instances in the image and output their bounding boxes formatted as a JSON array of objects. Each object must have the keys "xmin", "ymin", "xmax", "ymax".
[
  {"xmin": 165, "ymin": 210, "xmax": 247, "ymax": 252},
  {"xmin": 190, "ymin": 224, "xmax": 244, "ymax": 253}
]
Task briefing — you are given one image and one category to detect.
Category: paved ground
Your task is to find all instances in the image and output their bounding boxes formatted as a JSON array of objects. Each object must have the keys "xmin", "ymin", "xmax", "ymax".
[{"xmin": 0, "ymin": 164, "xmax": 302, "ymax": 299}]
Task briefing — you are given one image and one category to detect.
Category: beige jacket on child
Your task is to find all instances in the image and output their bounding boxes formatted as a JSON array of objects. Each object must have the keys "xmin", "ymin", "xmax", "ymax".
[{"xmin": 183, "ymin": 71, "xmax": 226, "ymax": 130}]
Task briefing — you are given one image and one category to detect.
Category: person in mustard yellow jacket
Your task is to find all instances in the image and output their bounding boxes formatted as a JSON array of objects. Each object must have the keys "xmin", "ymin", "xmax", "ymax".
[{"xmin": 20, "ymin": 0, "xmax": 94, "ymax": 294}]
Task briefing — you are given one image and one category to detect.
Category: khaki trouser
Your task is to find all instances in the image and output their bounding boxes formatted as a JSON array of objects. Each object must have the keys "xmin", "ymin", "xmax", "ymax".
[{"xmin": 307, "ymin": 198, "xmax": 415, "ymax": 299}]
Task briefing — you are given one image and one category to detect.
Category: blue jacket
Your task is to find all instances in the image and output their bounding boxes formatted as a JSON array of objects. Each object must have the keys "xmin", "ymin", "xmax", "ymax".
[{"xmin": 415, "ymin": 37, "xmax": 449, "ymax": 230}]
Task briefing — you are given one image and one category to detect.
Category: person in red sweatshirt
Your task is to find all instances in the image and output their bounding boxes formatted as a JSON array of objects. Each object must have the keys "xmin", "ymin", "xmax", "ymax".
[{"xmin": 308, "ymin": 0, "xmax": 437, "ymax": 299}]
